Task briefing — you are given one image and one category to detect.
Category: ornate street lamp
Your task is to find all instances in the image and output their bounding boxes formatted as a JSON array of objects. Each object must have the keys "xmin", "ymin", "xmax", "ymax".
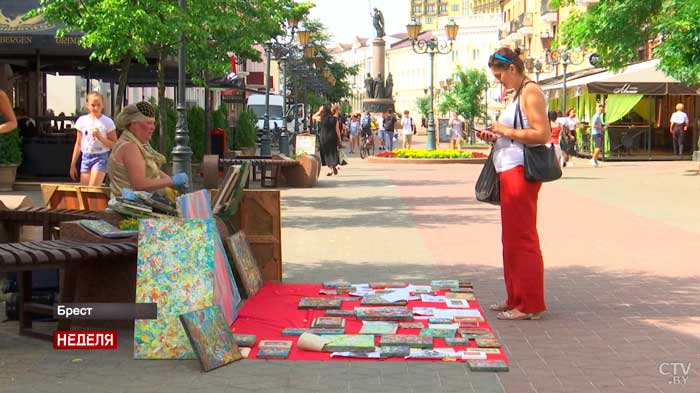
[
  {"xmin": 260, "ymin": 18, "xmax": 306, "ymax": 156},
  {"xmin": 406, "ymin": 17, "xmax": 459, "ymax": 150},
  {"xmin": 172, "ymin": 0, "xmax": 192, "ymax": 191},
  {"xmin": 540, "ymin": 31, "xmax": 584, "ymax": 112}
]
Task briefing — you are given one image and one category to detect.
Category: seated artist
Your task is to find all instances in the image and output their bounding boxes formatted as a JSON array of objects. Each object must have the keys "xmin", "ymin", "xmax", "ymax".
[{"xmin": 108, "ymin": 101, "xmax": 187, "ymax": 198}]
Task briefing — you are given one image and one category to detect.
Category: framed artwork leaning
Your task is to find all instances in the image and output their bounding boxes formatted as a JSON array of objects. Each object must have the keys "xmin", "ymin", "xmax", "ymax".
[{"xmin": 226, "ymin": 231, "xmax": 264, "ymax": 298}]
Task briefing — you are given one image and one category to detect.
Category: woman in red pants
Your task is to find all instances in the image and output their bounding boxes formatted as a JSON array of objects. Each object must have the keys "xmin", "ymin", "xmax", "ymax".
[{"xmin": 476, "ymin": 47, "xmax": 551, "ymax": 320}]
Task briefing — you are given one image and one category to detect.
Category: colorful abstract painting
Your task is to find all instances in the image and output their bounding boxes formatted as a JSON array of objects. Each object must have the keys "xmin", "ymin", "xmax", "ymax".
[
  {"xmin": 134, "ymin": 218, "xmax": 215, "ymax": 359},
  {"xmin": 179, "ymin": 306, "xmax": 242, "ymax": 372},
  {"xmin": 226, "ymin": 231, "xmax": 264, "ymax": 298},
  {"xmin": 177, "ymin": 189, "xmax": 242, "ymax": 325}
]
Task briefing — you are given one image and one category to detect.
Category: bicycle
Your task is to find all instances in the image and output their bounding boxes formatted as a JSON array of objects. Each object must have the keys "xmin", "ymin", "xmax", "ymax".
[{"xmin": 359, "ymin": 132, "xmax": 375, "ymax": 159}]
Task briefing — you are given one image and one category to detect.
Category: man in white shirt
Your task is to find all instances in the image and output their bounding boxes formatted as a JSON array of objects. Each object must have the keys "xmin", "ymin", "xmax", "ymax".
[
  {"xmin": 669, "ymin": 103, "xmax": 689, "ymax": 156},
  {"xmin": 401, "ymin": 110, "xmax": 415, "ymax": 149}
]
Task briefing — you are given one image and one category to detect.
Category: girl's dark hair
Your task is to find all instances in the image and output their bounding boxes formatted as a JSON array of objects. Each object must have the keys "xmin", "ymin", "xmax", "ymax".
[
  {"xmin": 556, "ymin": 110, "xmax": 563, "ymax": 118},
  {"xmin": 488, "ymin": 47, "xmax": 525, "ymax": 74},
  {"xmin": 548, "ymin": 111, "xmax": 558, "ymax": 122}
]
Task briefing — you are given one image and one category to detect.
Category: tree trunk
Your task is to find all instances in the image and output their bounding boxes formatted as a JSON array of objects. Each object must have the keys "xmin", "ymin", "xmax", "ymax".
[
  {"xmin": 157, "ymin": 48, "xmax": 167, "ymax": 155},
  {"xmin": 115, "ymin": 56, "xmax": 131, "ymax": 114}
]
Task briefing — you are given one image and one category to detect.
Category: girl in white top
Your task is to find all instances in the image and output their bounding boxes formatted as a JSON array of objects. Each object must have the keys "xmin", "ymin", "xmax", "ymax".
[
  {"xmin": 476, "ymin": 47, "xmax": 550, "ymax": 321},
  {"xmin": 69, "ymin": 92, "xmax": 116, "ymax": 186},
  {"xmin": 448, "ymin": 112, "xmax": 464, "ymax": 150}
]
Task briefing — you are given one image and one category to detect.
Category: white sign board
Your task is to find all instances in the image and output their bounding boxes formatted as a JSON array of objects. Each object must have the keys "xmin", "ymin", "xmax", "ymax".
[{"xmin": 295, "ymin": 134, "xmax": 317, "ymax": 156}]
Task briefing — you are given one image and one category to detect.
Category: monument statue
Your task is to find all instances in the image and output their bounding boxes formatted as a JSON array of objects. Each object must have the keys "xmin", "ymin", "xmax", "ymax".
[
  {"xmin": 385, "ymin": 73, "xmax": 394, "ymax": 98},
  {"xmin": 374, "ymin": 73, "xmax": 385, "ymax": 99},
  {"xmin": 364, "ymin": 72, "xmax": 375, "ymax": 98},
  {"xmin": 371, "ymin": 8, "xmax": 385, "ymax": 38}
]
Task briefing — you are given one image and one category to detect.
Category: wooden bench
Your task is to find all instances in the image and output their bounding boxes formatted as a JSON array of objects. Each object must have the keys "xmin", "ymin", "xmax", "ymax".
[
  {"xmin": 0, "ymin": 206, "xmax": 102, "ymax": 242},
  {"xmin": 0, "ymin": 240, "xmax": 137, "ymax": 340},
  {"xmin": 202, "ymin": 154, "xmax": 299, "ymax": 188}
]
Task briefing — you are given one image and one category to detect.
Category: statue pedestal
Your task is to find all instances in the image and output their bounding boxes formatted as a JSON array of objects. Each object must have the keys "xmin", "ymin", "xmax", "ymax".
[{"xmin": 362, "ymin": 98, "xmax": 395, "ymax": 113}]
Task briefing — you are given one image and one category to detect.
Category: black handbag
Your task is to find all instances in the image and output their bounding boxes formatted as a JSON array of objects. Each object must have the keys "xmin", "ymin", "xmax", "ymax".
[
  {"xmin": 515, "ymin": 100, "xmax": 562, "ymax": 183},
  {"xmin": 475, "ymin": 148, "xmax": 500, "ymax": 205}
]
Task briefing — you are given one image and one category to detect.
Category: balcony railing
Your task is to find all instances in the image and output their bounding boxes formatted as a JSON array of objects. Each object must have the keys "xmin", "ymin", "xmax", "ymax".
[
  {"xmin": 517, "ymin": 12, "xmax": 533, "ymax": 36},
  {"xmin": 540, "ymin": 0, "xmax": 558, "ymax": 24},
  {"xmin": 575, "ymin": 0, "xmax": 600, "ymax": 6},
  {"xmin": 507, "ymin": 20, "xmax": 521, "ymax": 40}
]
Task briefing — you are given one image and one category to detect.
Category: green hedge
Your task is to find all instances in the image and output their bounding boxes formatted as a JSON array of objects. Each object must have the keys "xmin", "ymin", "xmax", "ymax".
[
  {"xmin": 150, "ymin": 98, "xmax": 216, "ymax": 162},
  {"xmin": 0, "ymin": 129, "xmax": 22, "ymax": 164}
]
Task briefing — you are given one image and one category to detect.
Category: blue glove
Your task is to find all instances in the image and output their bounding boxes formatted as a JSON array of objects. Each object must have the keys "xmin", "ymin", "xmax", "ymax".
[
  {"xmin": 121, "ymin": 188, "xmax": 140, "ymax": 202},
  {"xmin": 171, "ymin": 173, "xmax": 188, "ymax": 187}
]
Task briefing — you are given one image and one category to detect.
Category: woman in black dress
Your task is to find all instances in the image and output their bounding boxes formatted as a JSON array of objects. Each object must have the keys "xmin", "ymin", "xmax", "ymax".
[{"xmin": 313, "ymin": 105, "xmax": 341, "ymax": 176}]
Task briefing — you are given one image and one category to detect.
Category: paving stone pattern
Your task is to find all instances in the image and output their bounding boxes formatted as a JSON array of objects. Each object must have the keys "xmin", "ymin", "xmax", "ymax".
[{"xmin": 2, "ymin": 150, "xmax": 699, "ymax": 392}]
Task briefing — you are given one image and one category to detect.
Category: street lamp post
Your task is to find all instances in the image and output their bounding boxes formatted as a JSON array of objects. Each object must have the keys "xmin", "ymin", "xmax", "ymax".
[
  {"xmin": 540, "ymin": 31, "xmax": 584, "ymax": 112},
  {"xmin": 171, "ymin": 0, "xmax": 192, "ymax": 191},
  {"xmin": 406, "ymin": 18, "xmax": 459, "ymax": 150},
  {"xmin": 261, "ymin": 19, "xmax": 307, "ymax": 156},
  {"xmin": 524, "ymin": 56, "xmax": 553, "ymax": 83},
  {"xmin": 261, "ymin": 42, "xmax": 273, "ymax": 156}
]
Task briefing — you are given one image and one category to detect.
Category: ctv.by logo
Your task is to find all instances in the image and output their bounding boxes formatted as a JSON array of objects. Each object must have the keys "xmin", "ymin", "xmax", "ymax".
[{"xmin": 659, "ymin": 362, "xmax": 691, "ymax": 385}]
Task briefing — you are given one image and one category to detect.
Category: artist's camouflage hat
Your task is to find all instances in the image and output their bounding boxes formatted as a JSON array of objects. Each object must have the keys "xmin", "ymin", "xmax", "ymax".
[{"xmin": 116, "ymin": 101, "xmax": 155, "ymax": 129}]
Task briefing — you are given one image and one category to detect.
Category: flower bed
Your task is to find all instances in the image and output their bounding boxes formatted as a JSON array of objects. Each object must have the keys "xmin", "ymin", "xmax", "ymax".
[{"xmin": 368, "ymin": 149, "xmax": 488, "ymax": 164}]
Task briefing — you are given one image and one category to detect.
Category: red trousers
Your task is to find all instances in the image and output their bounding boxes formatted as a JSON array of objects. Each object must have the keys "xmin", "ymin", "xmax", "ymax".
[{"xmin": 499, "ymin": 165, "xmax": 546, "ymax": 314}]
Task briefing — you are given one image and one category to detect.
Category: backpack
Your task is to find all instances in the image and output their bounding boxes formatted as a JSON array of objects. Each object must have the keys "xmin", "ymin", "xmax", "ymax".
[{"xmin": 361, "ymin": 115, "xmax": 371, "ymax": 129}]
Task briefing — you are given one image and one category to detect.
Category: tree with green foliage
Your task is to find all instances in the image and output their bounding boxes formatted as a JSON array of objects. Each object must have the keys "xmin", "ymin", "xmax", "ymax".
[
  {"xmin": 557, "ymin": 0, "xmax": 700, "ymax": 84},
  {"xmin": 415, "ymin": 96, "xmax": 431, "ymax": 119},
  {"xmin": 33, "ymin": 0, "xmax": 302, "ymax": 155},
  {"xmin": 438, "ymin": 67, "xmax": 488, "ymax": 130},
  {"xmin": 295, "ymin": 18, "xmax": 358, "ymax": 106}
]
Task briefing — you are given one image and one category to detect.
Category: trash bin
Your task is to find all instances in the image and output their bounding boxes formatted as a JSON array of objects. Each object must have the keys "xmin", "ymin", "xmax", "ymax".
[{"xmin": 210, "ymin": 128, "xmax": 227, "ymax": 158}]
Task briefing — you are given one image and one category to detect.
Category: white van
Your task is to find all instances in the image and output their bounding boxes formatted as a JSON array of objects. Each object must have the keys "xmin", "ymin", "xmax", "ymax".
[{"xmin": 246, "ymin": 94, "xmax": 285, "ymax": 130}]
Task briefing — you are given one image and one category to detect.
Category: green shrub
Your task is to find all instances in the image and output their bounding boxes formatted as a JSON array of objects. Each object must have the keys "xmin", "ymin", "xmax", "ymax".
[
  {"xmin": 152, "ymin": 97, "xmax": 177, "ymax": 160},
  {"xmin": 234, "ymin": 110, "xmax": 257, "ymax": 148},
  {"xmin": 0, "ymin": 129, "xmax": 22, "ymax": 164},
  {"xmin": 187, "ymin": 106, "xmax": 205, "ymax": 162},
  {"xmin": 211, "ymin": 104, "xmax": 230, "ymax": 149}
]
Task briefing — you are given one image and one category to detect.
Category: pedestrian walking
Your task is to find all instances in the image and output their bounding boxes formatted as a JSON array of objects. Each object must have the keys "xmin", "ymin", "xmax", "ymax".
[
  {"xmin": 448, "ymin": 112, "xmax": 464, "ymax": 150},
  {"xmin": 383, "ymin": 109, "xmax": 398, "ymax": 152},
  {"xmin": 669, "ymin": 103, "xmax": 688, "ymax": 156},
  {"xmin": 560, "ymin": 108, "xmax": 579, "ymax": 167},
  {"xmin": 401, "ymin": 110, "xmax": 415, "ymax": 149},
  {"xmin": 376, "ymin": 110, "xmax": 385, "ymax": 150},
  {"xmin": 590, "ymin": 104, "xmax": 606, "ymax": 167},
  {"xmin": 313, "ymin": 105, "xmax": 341, "ymax": 176},
  {"xmin": 69, "ymin": 92, "xmax": 116, "ymax": 186},
  {"xmin": 348, "ymin": 113, "xmax": 361, "ymax": 154},
  {"xmin": 477, "ymin": 47, "xmax": 550, "ymax": 320},
  {"xmin": 548, "ymin": 111, "xmax": 562, "ymax": 166}
]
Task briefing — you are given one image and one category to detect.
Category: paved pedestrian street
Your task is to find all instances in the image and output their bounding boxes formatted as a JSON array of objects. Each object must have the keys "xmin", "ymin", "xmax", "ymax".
[{"xmin": 1, "ymin": 156, "xmax": 699, "ymax": 393}]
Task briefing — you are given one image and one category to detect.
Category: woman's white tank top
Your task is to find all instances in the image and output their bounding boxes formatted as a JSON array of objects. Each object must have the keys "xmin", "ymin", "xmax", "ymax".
[{"xmin": 493, "ymin": 99, "xmax": 529, "ymax": 173}]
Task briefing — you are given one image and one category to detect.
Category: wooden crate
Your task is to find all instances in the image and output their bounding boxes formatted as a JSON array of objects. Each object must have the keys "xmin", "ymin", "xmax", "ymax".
[
  {"xmin": 232, "ymin": 190, "xmax": 282, "ymax": 282},
  {"xmin": 41, "ymin": 184, "xmax": 110, "ymax": 211}
]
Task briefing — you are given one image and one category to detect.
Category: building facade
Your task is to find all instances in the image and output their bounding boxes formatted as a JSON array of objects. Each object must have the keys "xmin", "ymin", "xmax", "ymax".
[
  {"xmin": 387, "ymin": 13, "xmax": 501, "ymax": 120},
  {"xmin": 469, "ymin": 0, "xmax": 500, "ymax": 14},
  {"xmin": 409, "ymin": 0, "xmax": 467, "ymax": 31}
]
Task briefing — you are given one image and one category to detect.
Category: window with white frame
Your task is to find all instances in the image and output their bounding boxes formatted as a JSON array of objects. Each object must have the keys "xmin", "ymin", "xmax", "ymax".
[
  {"xmin": 452, "ymin": 4, "xmax": 459, "ymax": 12},
  {"xmin": 439, "ymin": 4, "xmax": 447, "ymax": 13}
]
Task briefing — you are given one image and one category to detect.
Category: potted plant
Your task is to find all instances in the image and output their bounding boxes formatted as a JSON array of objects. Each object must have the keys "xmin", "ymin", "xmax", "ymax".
[
  {"xmin": 0, "ymin": 128, "xmax": 21, "ymax": 191},
  {"xmin": 234, "ymin": 110, "xmax": 257, "ymax": 156}
]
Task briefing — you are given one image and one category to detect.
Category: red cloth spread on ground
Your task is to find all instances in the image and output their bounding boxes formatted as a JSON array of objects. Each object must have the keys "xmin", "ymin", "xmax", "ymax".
[{"xmin": 231, "ymin": 282, "xmax": 509, "ymax": 363}]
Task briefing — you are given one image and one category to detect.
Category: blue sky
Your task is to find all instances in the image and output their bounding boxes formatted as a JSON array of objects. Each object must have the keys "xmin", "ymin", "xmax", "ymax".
[{"xmin": 305, "ymin": 0, "xmax": 410, "ymax": 44}]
